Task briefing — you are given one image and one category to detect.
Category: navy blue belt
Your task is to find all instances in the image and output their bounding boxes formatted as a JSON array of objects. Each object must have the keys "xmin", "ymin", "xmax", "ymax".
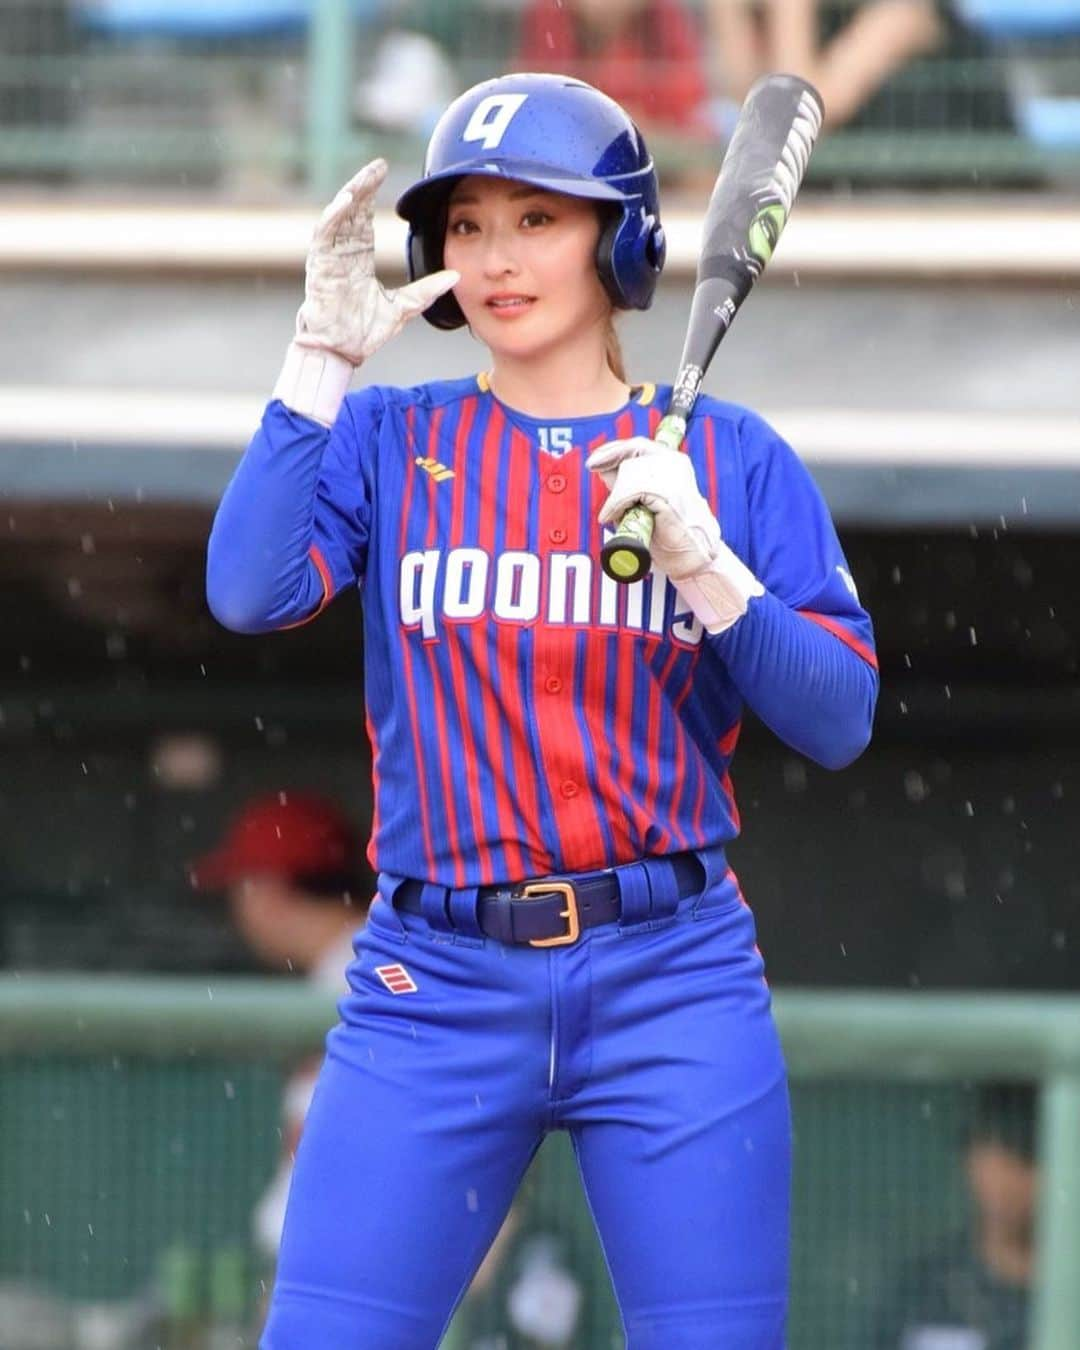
[{"xmin": 393, "ymin": 852, "xmax": 705, "ymax": 948}]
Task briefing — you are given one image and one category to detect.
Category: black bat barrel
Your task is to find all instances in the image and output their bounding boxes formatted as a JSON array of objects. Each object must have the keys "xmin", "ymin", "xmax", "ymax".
[{"xmin": 600, "ymin": 73, "xmax": 824, "ymax": 584}]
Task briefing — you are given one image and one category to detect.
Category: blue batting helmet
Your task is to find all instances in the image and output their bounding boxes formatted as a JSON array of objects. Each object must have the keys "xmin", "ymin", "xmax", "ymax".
[{"xmin": 395, "ymin": 72, "xmax": 666, "ymax": 331}]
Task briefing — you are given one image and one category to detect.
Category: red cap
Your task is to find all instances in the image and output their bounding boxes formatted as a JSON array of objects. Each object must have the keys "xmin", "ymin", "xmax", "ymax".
[{"xmin": 189, "ymin": 793, "xmax": 360, "ymax": 890}]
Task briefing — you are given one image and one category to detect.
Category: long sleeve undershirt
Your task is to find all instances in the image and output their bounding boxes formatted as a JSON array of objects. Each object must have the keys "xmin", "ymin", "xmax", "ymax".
[
  {"xmin": 207, "ymin": 403, "xmax": 338, "ymax": 632},
  {"xmin": 710, "ymin": 590, "xmax": 877, "ymax": 770}
]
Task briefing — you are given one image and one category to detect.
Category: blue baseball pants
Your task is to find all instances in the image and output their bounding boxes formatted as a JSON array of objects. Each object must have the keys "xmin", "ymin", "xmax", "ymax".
[{"xmin": 260, "ymin": 850, "xmax": 791, "ymax": 1348}]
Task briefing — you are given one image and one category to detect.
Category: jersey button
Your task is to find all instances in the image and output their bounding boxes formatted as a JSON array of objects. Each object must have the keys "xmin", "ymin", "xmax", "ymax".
[
  {"xmin": 549, "ymin": 526, "xmax": 568, "ymax": 545},
  {"xmin": 547, "ymin": 474, "xmax": 567, "ymax": 493},
  {"xmin": 560, "ymin": 780, "xmax": 579, "ymax": 799},
  {"xmin": 545, "ymin": 676, "xmax": 563, "ymax": 694}
]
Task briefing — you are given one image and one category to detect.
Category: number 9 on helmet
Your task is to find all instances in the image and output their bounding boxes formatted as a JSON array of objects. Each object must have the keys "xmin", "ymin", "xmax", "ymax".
[{"xmin": 395, "ymin": 72, "xmax": 667, "ymax": 331}]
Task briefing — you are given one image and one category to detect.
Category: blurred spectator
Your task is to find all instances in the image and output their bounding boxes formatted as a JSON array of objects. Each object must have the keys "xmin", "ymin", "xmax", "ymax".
[
  {"xmin": 354, "ymin": 28, "xmax": 459, "ymax": 138},
  {"xmin": 189, "ymin": 791, "xmax": 520, "ymax": 1335},
  {"xmin": 190, "ymin": 790, "xmax": 371, "ymax": 1257},
  {"xmin": 707, "ymin": 0, "xmax": 1022, "ymax": 167},
  {"xmin": 707, "ymin": 0, "xmax": 942, "ymax": 129},
  {"xmin": 874, "ymin": 1083, "xmax": 1037, "ymax": 1350},
  {"xmin": 505, "ymin": 1234, "xmax": 584, "ymax": 1346},
  {"xmin": 515, "ymin": 0, "xmax": 717, "ymax": 182}
]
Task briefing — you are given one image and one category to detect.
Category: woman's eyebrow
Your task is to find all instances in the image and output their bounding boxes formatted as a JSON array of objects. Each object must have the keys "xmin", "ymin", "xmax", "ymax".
[{"xmin": 448, "ymin": 186, "xmax": 552, "ymax": 207}]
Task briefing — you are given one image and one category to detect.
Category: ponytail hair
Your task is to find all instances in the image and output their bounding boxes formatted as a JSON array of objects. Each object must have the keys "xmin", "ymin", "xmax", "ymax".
[{"xmin": 604, "ymin": 313, "xmax": 627, "ymax": 383}]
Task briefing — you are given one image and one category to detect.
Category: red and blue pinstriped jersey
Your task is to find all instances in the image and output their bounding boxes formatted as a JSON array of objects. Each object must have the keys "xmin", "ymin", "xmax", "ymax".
[{"xmin": 210, "ymin": 374, "xmax": 876, "ymax": 887}]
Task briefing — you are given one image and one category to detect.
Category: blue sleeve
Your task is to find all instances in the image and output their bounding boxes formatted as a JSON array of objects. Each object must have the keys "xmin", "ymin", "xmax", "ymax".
[
  {"xmin": 206, "ymin": 392, "xmax": 379, "ymax": 633},
  {"xmin": 710, "ymin": 410, "xmax": 878, "ymax": 769}
]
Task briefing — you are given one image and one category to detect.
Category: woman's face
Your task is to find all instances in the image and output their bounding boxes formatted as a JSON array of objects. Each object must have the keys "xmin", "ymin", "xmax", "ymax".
[{"xmin": 442, "ymin": 175, "xmax": 611, "ymax": 364}]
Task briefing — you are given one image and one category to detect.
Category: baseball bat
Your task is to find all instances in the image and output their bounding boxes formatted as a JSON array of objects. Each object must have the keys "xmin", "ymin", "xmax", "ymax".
[{"xmin": 600, "ymin": 73, "xmax": 825, "ymax": 584}]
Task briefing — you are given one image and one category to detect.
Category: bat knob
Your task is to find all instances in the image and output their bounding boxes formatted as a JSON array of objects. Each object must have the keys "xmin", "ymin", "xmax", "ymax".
[{"xmin": 601, "ymin": 505, "xmax": 655, "ymax": 584}]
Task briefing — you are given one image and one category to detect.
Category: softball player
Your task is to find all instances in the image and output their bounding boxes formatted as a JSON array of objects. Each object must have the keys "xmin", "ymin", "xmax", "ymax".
[{"xmin": 207, "ymin": 72, "xmax": 878, "ymax": 1350}]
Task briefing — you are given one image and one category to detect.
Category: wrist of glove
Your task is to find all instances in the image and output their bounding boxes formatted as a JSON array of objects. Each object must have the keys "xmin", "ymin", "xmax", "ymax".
[
  {"xmin": 272, "ymin": 342, "xmax": 355, "ymax": 428},
  {"xmin": 587, "ymin": 436, "xmax": 764, "ymax": 635},
  {"xmin": 275, "ymin": 157, "xmax": 458, "ymax": 425}
]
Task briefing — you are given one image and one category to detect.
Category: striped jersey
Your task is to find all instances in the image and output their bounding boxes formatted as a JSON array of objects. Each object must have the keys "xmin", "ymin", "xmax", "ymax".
[{"xmin": 210, "ymin": 373, "xmax": 876, "ymax": 886}]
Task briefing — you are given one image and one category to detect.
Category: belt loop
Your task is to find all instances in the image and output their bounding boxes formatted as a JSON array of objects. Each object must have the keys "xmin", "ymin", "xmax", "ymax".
[
  {"xmin": 379, "ymin": 873, "xmax": 406, "ymax": 903},
  {"xmin": 614, "ymin": 861, "xmax": 652, "ymax": 927},
  {"xmin": 644, "ymin": 856, "xmax": 680, "ymax": 919},
  {"xmin": 446, "ymin": 886, "xmax": 483, "ymax": 937},
  {"xmin": 419, "ymin": 883, "xmax": 454, "ymax": 933},
  {"xmin": 695, "ymin": 844, "xmax": 728, "ymax": 891}
]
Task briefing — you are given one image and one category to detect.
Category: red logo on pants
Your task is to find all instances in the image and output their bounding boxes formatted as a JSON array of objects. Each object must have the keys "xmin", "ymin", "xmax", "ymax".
[{"xmin": 374, "ymin": 963, "xmax": 418, "ymax": 994}]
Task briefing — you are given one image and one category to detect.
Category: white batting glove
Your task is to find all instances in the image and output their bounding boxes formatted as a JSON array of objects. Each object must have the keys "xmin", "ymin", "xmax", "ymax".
[
  {"xmin": 588, "ymin": 436, "xmax": 764, "ymax": 634},
  {"xmin": 273, "ymin": 158, "xmax": 459, "ymax": 426}
]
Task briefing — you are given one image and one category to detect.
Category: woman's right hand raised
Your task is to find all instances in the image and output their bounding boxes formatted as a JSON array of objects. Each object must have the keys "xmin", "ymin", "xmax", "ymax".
[{"xmin": 294, "ymin": 158, "xmax": 458, "ymax": 366}]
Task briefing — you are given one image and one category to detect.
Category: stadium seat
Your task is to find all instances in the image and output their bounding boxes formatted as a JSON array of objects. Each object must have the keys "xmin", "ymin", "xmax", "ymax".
[
  {"xmin": 954, "ymin": 0, "xmax": 1080, "ymax": 148},
  {"xmin": 954, "ymin": 0, "xmax": 1080, "ymax": 38},
  {"xmin": 76, "ymin": 0, "xmax": 383, "ymax": 39}
]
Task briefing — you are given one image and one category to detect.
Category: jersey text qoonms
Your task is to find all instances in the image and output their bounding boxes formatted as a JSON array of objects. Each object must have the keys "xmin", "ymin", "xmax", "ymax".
[{"xmin": 252, "ymin": 375, "xmax": 876, "ymax": 885}]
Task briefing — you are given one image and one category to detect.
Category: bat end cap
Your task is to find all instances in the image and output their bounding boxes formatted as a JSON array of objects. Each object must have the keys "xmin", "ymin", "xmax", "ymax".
[{"xmin": 601, "ymin": 542, "xmax": 652, "ymax": 584}]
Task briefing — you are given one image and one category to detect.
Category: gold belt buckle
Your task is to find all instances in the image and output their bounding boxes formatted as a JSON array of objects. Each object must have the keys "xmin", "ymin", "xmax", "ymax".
[{"xmin": 520, "ymin": 880, "xmax": 580, "ymax": 948}]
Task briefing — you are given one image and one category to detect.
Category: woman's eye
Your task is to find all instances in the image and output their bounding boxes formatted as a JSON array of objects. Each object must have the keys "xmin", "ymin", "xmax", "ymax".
[
  {"xmin": 521, "ymin": 210, "xmax": 552, "ymax": 228},
  {"xmin": 449, "ymin": 218, "xmax": 477, "ymax": 235}
]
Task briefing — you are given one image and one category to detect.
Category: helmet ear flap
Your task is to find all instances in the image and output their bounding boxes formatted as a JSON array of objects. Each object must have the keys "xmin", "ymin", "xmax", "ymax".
[
  {"xmin": 595, "ymin": 204, "xmax": 622, "ymax": 309},
  {"xmin": 406, "ymin": 224, "xmax": 426, "ymax": 288},
  {"xmin": 407, "ymin": 209, "xmax": 467, "ymax": 331},
  {"xmin": 597, "ymin": 206, "xmax": 666, "ymax": 311}
]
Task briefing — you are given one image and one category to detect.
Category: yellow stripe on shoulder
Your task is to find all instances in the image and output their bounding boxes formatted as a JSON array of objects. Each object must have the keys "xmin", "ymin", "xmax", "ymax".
[
  {"xmin": 635, "ymin": 382, "xmax": 656, "ymax": 406},
  {"xmin": 476, "ymin": 370, "xmax": 491, "ymax": 392}
]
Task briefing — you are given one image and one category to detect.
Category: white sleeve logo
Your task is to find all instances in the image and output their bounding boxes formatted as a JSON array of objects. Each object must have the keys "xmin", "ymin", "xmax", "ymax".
[
  {"xmin": 462, "ymin": 94, "xmax": 528, "ymax": 150},
  {"xmin": 836, "ymin": 565, "xmax": 859, "ymax": 601}
]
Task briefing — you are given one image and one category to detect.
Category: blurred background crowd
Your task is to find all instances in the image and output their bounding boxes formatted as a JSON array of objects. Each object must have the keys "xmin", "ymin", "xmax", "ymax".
[
  {"xmin": 4, "ymin": 0, "xmax": 1080, "ymax": 194},
  {"xmin": 1, "ymin": 1, "xmax": 1079, "ymax": 1348}
]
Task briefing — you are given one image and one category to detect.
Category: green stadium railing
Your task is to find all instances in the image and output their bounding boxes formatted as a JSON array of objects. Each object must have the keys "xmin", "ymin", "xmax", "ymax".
[{"xmin": 2, "ymin": 977, "xmax": 1078, "ymax": 1348}]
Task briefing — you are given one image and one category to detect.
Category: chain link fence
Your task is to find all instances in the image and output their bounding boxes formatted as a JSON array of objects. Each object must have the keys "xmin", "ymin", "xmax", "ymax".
[{"xmin": 3, "ymin": 979, "xmax": 1073, "ymax": 1348}]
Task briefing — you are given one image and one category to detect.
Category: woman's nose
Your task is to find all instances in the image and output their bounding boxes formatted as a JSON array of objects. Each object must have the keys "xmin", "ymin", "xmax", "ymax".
[{"xmin": 481, "ymin": 227, "xmax": 520, "ymax": 278}]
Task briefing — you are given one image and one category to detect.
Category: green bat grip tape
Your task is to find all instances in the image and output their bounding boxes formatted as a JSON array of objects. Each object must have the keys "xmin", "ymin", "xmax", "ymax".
[
  {"xmin": 601, "ymin": 505, "xmax": 654, "ymax": 582},
  {"xmin": 600, "ymin": 414, "xmax": 685, "ymax": 583}
]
